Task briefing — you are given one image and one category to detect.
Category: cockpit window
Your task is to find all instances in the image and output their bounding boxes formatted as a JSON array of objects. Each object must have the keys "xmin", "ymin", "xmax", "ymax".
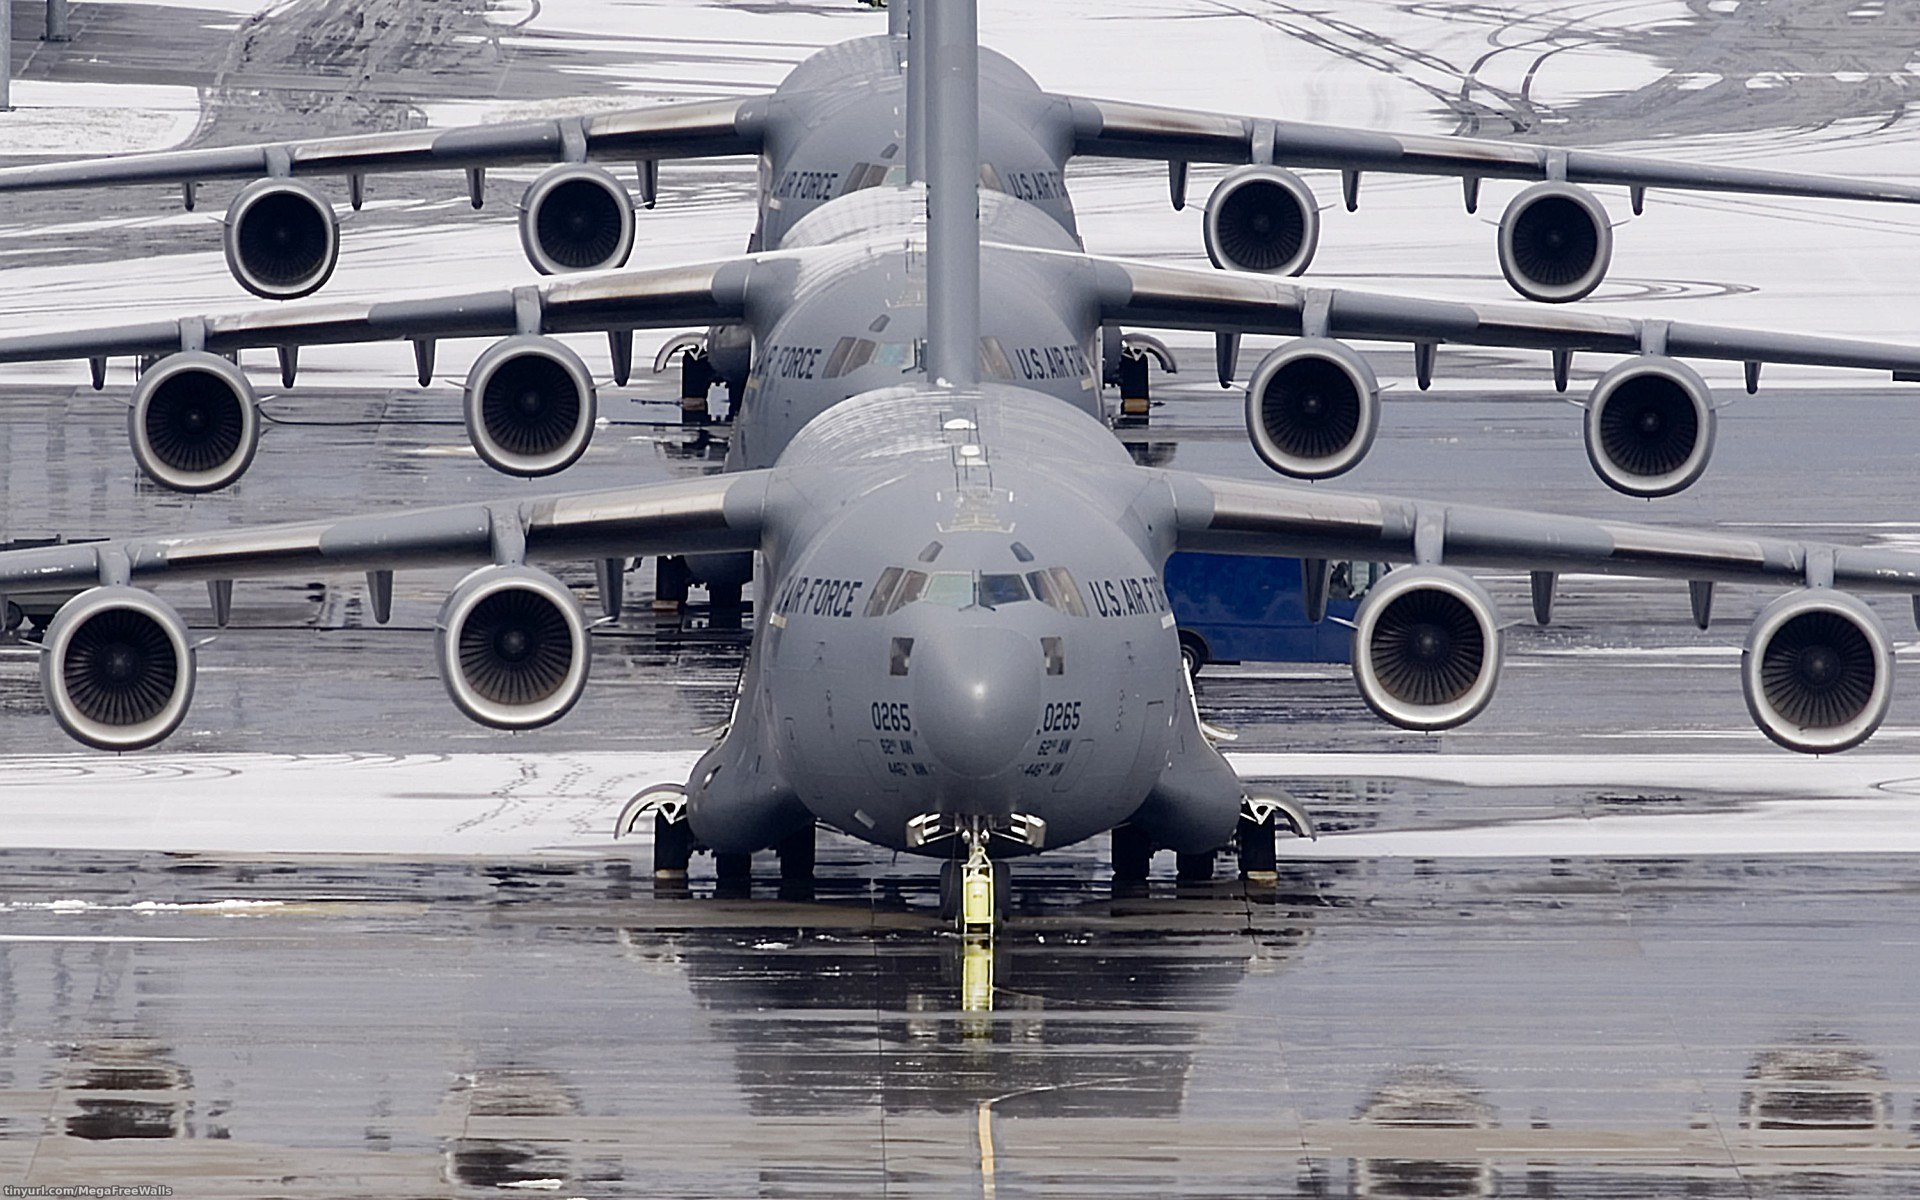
[
  {"xmin": 866, "ymin": 566, "xmax": 905, "ymax": 617},
  {"xmin": 979, "ymin": 337, "xmax": 1015, "ymax": 381},
  {"xmin": 921, "ymin": 572, "xmax": 975, "ymax": 608},
  {"xmin": 824, "ymin": 336, "xmax": 878, "ymax": 379},
  {"xmin": 844, "ymin": 162, "xmax": 892, "ymax": 193},
  {"xmin": 976, "ymin": 573, "xmax": 1030, "ymax": 608},
  {"xmin": 1044, "ymin": 564, "xmax": 1090, "ymax": 614},
  {"xmin": 870, "ymin": 567, "xmax": 1086, "ymax": 615},
  {"xmin": 889, "ymin": 570, "xmax": 929, "ymax": 613}
]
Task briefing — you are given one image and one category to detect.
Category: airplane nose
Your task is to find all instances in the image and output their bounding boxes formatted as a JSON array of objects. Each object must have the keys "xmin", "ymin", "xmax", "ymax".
[{"xmin": 913, "ymin": 626, "xmax": 1041, "ymax": 779}]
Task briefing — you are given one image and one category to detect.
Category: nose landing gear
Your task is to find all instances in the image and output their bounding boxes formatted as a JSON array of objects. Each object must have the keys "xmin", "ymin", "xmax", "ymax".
[
  {"xmin": 933, "ymin": 818, "xmax": 1011, "ymax": 1017},
  {"xmin": 937, "ymin": 820, "xmax": 1011, "ymax": 933}
]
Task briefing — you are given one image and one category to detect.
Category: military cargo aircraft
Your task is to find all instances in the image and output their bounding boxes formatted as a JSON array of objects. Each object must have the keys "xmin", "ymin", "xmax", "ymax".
[
  {"xmin": 6, "ymin": 163, "xmax": 1920, "ymax": 511},
  {"xmin": 4, "ymin": 3, "xmax": 1913, "ymax": 307},
  {"xmin": 1, "ymin": 0, "xmax": 1919, "ymax": 929},
  {"xmin": 5, "ymin": 1, "xmax": 1920, "ymax": 480}
]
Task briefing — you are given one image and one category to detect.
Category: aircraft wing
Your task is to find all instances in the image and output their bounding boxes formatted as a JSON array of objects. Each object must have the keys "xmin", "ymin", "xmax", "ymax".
[
  {"xmin": 1061, "ymin": 95, "xmax": 1920, "ymax": 205},
  {"xmin": 1073, "ymin": 250, "xmax": 1920, "ymax": 380},
  {"xmin": 0, "ymin": 255, "xmax": 771, "ymax": 368},
  {"xmin": 1165, "ymin": 469, "xmax": 1920, "ymax": 593},
  {"xmin": 0, "ymin": 472, "xmax": 772, "ymax": 594},
  {"xmin": 0, "ymin": 98, "xmax": 763, "ymax": 195}
]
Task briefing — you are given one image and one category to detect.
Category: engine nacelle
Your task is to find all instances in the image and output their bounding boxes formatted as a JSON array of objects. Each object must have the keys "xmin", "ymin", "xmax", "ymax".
[
  {"xmin": 1497, "ymin": 181, "xmax": 1612, "ymax": 303},
  {"xmin": 223, "ymin": 178, "xmax": 339, "ymax": 300},
  {"xmin": 1742, "ymin": 589, "xmax": 1892, "ymax": 754},
  {"xmin": 435, "ymin": 566, "xmax": 591, "ymax": 730},
  {"xmin": 129, "ymin": 351, "xmax": 261, "ymax": 493},
  {"xmin": 1244, "ymin": 338, "xmax": 1380, "ymax": 479},
  {"xmin": 1352, "ymin": 568, "xmax": 1502, "ymax": 732},
  {"xmin": 463, "ymin": 335, "xmax": 598, "ymax": 477},
  {"xmin": 1583, "ymin": 357, "xmax": 1716, "ymax": 498},
  {"xmin": 1203, "ymin": 165, "xmax": 1319, "ymax": 277},
  {"xmin": 519, "ymin": 164, "xmax": 636, "ymax": 275},
  {"xmin": 41, "ymin": 587, "xmax": 195, "ymax": 751}
]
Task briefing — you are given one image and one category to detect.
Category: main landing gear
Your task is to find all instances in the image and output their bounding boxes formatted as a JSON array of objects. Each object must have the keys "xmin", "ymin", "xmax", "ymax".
[
  {"xmin": 612, "ymin": 784, "xmax": 817, "ymax": 898},
  {"xmin": 1110, "ymin": 796, "xmax": 1316, "ymax": 891}
]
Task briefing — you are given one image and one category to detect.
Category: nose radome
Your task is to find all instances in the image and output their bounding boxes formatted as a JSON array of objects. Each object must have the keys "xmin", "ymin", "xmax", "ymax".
[{"xmin": 913, "ymin": 626, "xmax": 1042, "ymax": 779}]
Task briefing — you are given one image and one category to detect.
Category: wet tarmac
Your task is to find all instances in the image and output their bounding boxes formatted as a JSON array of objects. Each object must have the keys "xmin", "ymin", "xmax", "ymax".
[
  {"xmin": 5, "ymin": 0, "xmax": 1920, "ymax": 1194},
  {"xmin": 1, "ymin": 844, "xmax": 1918, "ymax": 1196}
]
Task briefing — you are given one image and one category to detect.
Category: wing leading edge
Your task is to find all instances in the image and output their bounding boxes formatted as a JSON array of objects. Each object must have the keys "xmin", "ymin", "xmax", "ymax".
[
  {"xmin": 1164, "ymin": 470, "xmax": 1920, "ymax": 592},
  {"xmin": 1075, "ymin": 250, "xmax": 1920, "ymax": 379},
  {"xmin": 0, "ymin": 256, "xmax": 772, "ymax": 367},
  {"xmin": 0, "ymin": 472, "xmax": 771, "ymax": 595},
  {"xmin": 0, "ymin": 98, "xmax": 765, "ymax": 195},
  {"xmin": 1063, "ymin": 95, "xmax": 1920, "ymax": 206}
]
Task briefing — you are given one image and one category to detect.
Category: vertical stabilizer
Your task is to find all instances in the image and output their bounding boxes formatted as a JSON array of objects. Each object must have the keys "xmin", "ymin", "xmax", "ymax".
[
  {"xmin": 905, "ymin": 0, "xmax": 927, "ymax": 184},
  {"xmin": 923, "ymin": 0, "xmax": 980, "ymax": 389}
]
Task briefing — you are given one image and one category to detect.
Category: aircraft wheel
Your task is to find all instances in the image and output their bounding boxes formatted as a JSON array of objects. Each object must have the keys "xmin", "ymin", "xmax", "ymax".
[
  {"xmin": 938, "ymin": 858, "xmax": 962, "ymax": 921},
  {"xmin": 1178, "ymin": 631, "xmax": 1207, "ymax": 678},
  {"xmin": 777, "ymin": 824, "xmax": 816, "ymax": 882},
  {"xmin": 777, "ymin": 825, "xmax": 816, "ymax": 901},
  {"xmin": 654, "ymin": 812, "xmax": 693, "ymax": 877},
  {"xmin": 654, "ymin": 556, "xmax": 691, "ymax": 610},
  {"xmin": 1175, "ymin": 850, "xmax": 1216, "ymax": 883},
  {"xmin": 1237, "ymin": 813, "xmax": 1277, "ymax": 876},
  {"xmin": 1111, "ymin": 824, "xmax": 1153, "ymax": 882},
  {"xmin": 714, "ymin": 851, "xmax": 752, "ymax": 897}
]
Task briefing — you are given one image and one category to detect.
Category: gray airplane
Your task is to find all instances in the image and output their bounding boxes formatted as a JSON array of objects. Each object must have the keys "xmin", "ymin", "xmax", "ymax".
[
  {"xmin": 5, "ymin": 3, "xmax": 1915, "ymax": 306},
  {"xmin": 5, "ymin": 2, "xmax": 1920, "ymax": 418},
  {"xmin": 1, "ymin": 0, "xmax": 1919, "ymax": 930},
  {"xmin": 7, "ymin": 182, "xmax": 1920, "ymax": 605}
]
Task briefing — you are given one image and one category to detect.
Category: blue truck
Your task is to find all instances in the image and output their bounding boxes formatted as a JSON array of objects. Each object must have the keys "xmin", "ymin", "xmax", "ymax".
[{"xmin": 1165, "ymin": 553, "xmax": 1376, "ymax": 672}]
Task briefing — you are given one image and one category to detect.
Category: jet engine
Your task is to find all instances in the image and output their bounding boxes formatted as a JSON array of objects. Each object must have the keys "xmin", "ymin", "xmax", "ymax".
[
  {"xmin": 129, "ymin": 351, "xmax": 261, "ymax": 493},
  {"xmin": 1583, "ymin": 357, "xmax": 1715, "ymax": 498},
  {"xmin": 1496, "ymin": 182, "xmax": 1612, "ymax": 303},
  {"xmin": 463, "ymin": 335, "xmax": 598, "ymax": 477},
  {"xmin": 222, "ymin": 178, "xmax": 339, "ymax": 300},
  {"xmin": 1203, "ymin": 166, "xmax": 1319, "ymax": 277},
  {"xmin": 435, "ymin": 565, "xmax": 591, "ymax": 730},
  {"xmin": 518, "ymin": 164, "xmax": 637, "ymax": 275},
  {"xmin": 41, "ymin": 587, "xmax": 196, "ymax": 751},
  {"xmin": 1244, "ymin": 338, "xmax": 1380, "ymax": 479},
  {"xmin": 1742, "ymin": 589, "xmax": 1891, "ymax": 754},
  {"xmin": 1352, "ymin": 567, "xmax": 1502, "ymax": 731}
]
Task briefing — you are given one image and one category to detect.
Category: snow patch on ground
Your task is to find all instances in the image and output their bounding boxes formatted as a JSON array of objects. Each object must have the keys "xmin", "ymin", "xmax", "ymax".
[
  {"xmin": 2, "ymin": 750, "xmax": 1919, "ymax": 858},
  {"xmin": 0, "ymin": 81, "xmax": 202, "ymax": 156}
]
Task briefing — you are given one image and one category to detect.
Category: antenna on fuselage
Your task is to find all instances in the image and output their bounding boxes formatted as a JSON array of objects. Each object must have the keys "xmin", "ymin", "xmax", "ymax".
[{"xmin": 923, "ymin": 0, "xmax": 980, "ymax": 389}]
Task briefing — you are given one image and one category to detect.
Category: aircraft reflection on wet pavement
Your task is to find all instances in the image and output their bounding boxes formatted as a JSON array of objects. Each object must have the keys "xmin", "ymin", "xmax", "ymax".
[{"xmin": 3, "ymin": 842, "xmax": 1919, "ymax": 1197}]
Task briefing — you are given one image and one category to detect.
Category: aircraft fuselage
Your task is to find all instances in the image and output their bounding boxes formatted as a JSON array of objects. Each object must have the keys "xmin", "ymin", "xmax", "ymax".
[{"xmin": 684, "ymin": 384, "xmax": 1238, "ymax": 860}]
